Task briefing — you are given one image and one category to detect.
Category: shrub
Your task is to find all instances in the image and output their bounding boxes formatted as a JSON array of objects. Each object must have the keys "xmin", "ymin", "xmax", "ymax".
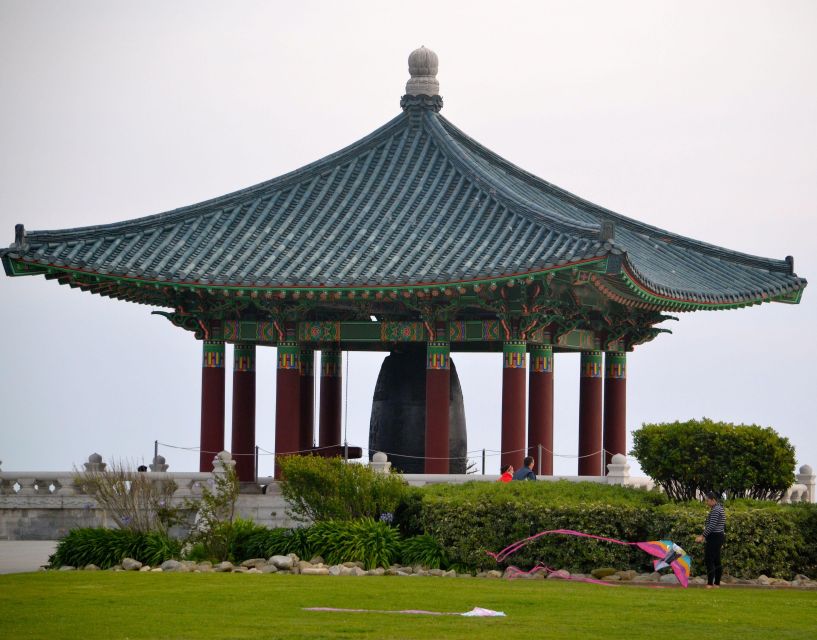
[
  {"xmin": 630, "ymin": 418, "xmax": 796, "ymax": 501},
  {"xmin": 400, "ymin": 534, "xmax": 449, "ymax": 570},
  {"xmin": 305, "ymin": 518, "xmax": 401, "ymax": 569},
  {"xmin": 278, "ymin": 455, "xmax": 409, "ymax": 522},
  {"xmin": 73, "ymin": 460, "xmax": 179, "ymax": 534},
  {"xmin": 184, "ymin": 460, "xmax": 240, "ymax": 562},
  {"xmin": 50, "ymin": 528, "xmax": 181, "ymax": 569}
]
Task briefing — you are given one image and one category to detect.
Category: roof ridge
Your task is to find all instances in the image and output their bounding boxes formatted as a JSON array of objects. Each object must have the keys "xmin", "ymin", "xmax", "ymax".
[
  {"xmin": 423, "ymin": 112, "xmax": 601, "ymax": 239},
  {"xmin": 436, "ymin": 116, "xmax": 793, "ymax": 274}
]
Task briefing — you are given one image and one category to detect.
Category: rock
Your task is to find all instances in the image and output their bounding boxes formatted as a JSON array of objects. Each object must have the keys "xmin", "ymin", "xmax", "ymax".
[
  {"xmin": 198, "ymin": 561, "xmax": 213, "ymax": 569},
  {"xmin": 350, "ymin": 567, "xmax": 368, "ymax": 577},
  {"xmin": 369, "ymin": 567, "xmax": 386, "ymax": 576},
  {"xmin": 616, "ymin": 570, "xmax": 636, "ymax": 581},
  {"xmin": 758, "ymin": 575, "xmax": 771, "ymax": 586},
  {"xmin": 457, "ymin": 573, "xmax": 472, "ymax": 578},
  {"xmin": 396, "ymin": 570, "xmax": 412, "ymax": 576},
  {"xmin": 151, "ymin": 568, "xmax": 163, "ymax": 572},
  {"xmin": 233, "ymin": 566, "xmax": 249, "ymax": 573},
  {"xmin": 260, "ymin": 564, "xmax": 278, "ymax": 574},
  {"xmin": 659, "ymin": 573, "xmax": 679, "ymax": 584},
  {"xmin": 241, "ymin": 558, "xmax": 267, "ymax": 568},
  {"xmin": 548, "ymin": 570, "xmax": 571, "ymax": 580},
  {"xmin": 270, "ymin": 555, "xmax": 293, "ymax": 570},
  {"xmin": 214, "ymin": 561, "xmax": 234, "ymax": 573},
  {"xmin": 298, "ymin": 560, "xmax": 315, "ymax": 571},
  {"xmin": 429, "ymin": 568, "xmax": 444, "ymax": 577},
  {"xmin": 197, "ymin": 565, "xmax": 213, "ymax": 573},
  {"xmin": 385, "ymin": 567, "xmax": 401, "ymax": 576},
  {"xmin": 415, "ymin": 569, "xmax": 429, "ymax": 577},
  {"xmin": 328, "ymin": 565, "xmax": 343, "ymax": 576},
  {"xmin": 591, "ymin": 567, "xmax": 617, "ymax": 579},
  {"xmin": 84, "ymin": 564, "xmax": 100, "ymax": 571},
  {"xmin": 690, "ymin": 576, "xmax": 706, "ymax": 585},
  {"xmin": 139, "ymin": 566, "xmax": 151, "ymax": 572},
  {"xmin": 309, "ymin": 556, "xmax": 325, "ymax": 565},
  {"xmin": 288, "ymin": 553, "xmax": 300, "ymax": 564},
  {"xmin": 485, "ymin": 570, "xmax": 503, "ymax": 579},
  {"xmin": 601, "ymin": 574, "xmax": 621, "ymax": 582},
  {"xmin": 443, "ymin": 570, "xmax": 457, "ymax": 578},
  {"xmin": 247, "ymin": 568, "xmax": 262, "ymax": 574},
  {"xmin": 122, "ymin": 558, "xmax": 142, "ymax": 571},
  {"xmin": 302, "ymin": 567, "xmax": 330, "ymax": 575},
  {"xmin": 161, "ymin": 560, "xmax": 185, "ymax": 572}
]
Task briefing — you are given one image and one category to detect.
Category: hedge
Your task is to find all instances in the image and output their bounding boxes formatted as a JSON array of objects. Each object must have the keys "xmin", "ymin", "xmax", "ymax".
[{"xmin": 412, "ymin": 481, "xmax": 817, "ymax": 578}]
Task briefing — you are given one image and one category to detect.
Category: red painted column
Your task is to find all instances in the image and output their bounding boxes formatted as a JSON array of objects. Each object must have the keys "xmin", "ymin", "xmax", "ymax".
[
  {"xmin": 231, "ymin": 343, "xmax": 256, "ymax": 482},
  {"xmin": 274, "ymin": 342, "xmax": 300, "ymax": 478},
  {"xmin": 424, "ymin": 341, "xmax": 450, "ymax": 474},
  {"xmin": 528, "ymin": 344, "xmax": 554, "ymax": 476},
  {"xmin": 578, "ymin": 350, "xmax": 603, "ymax": 476},
  {"xmin": 501, "ymin": 341, "xmax": 527, "ymax": 472},
  {"xmin": 603, "ymin": 351, "xmax": 627, "ymax": 473},
  {"xmin": 199, "ymin": 340, "xmax": 225, "ymax": 472},
  {"xmin": 299, "ymin": 348, "xmax": 315, "ymax": 454},
  {"xmin": 318, "ymin": 349, "xmax": 342, "ymax": 447}
]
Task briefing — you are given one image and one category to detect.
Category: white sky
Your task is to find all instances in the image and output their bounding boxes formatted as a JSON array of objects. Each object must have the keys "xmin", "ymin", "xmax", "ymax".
[{"xmin": 1, "ymin": 0, "xmax": 815, "ymax": 478}]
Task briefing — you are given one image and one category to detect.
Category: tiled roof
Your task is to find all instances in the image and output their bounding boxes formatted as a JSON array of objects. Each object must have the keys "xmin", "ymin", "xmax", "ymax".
[{"xmin": 1, "ymin": 105, "xmax": 806, "ymax": 309}]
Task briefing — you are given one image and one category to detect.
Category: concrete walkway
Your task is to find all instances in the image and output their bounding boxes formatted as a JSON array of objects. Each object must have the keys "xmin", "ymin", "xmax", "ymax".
[{"xmin": 0, "ymin": 541, "xmax": 57, "ymax": 574}]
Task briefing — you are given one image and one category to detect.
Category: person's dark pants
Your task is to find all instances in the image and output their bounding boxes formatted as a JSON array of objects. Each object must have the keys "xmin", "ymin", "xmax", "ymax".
[{"xmin": 704, "ymin": 532, "xmax": 725, "ymax": 585}]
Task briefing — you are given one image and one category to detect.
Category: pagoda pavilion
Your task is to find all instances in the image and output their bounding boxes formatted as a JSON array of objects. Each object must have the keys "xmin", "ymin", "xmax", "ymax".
[{"xmin": 2, "ymin": 48, "xmax": 807, "ymax": 481}]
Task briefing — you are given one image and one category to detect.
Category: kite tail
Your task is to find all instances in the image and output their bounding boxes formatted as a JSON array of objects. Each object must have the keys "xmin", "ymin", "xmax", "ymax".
[
  {"xmin": 487, "ymin": 529, "xmax": 637, "ymax": 563},
  {"xmin": 504, "ymin": 562, "xmax": 618, "ymax": 587}
]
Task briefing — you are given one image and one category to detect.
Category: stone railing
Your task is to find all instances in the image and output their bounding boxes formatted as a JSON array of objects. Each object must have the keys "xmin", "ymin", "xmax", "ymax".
[{"xmin": 1, "ymin": 452, "xmax": 813, "ymax": 540}]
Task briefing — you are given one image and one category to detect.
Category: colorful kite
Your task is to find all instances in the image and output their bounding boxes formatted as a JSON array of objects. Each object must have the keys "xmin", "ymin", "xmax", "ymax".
[{"xmin": 488, "ymin": 529, "xmax": 691, "ymax": 587}]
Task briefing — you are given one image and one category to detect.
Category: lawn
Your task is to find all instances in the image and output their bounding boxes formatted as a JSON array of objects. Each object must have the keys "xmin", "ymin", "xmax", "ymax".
[{"xmin": 1, "ymin": 573, "xmax": 815, "ymax": 640}]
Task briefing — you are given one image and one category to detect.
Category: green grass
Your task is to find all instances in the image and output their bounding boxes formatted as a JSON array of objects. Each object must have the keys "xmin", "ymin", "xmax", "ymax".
[{"xmin": 1, "ymin": 573, "xmax": 815, "ymax": 639}]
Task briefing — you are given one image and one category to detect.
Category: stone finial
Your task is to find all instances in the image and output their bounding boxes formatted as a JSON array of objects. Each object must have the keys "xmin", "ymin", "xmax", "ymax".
[
  {"xmin": 150, "ymin": 455, "xmax": 169, "ymax": 472},
  {"xmin": 212, "ymin": 450, "xmax": 236, "ymax": 474},
  {"xmin": 84, "ymin": 453, "xmax": 106, "ymax": 472},
  {"xmin": 371, "ymin": 451, "xmax": 392, "ymax": 474},
  {"xmin": 606, "ymin": 453, "xmax": 630, "ymax": 485},
  {"xmin": 405, "ymin": 46, "xmax": 439, "ymax": 97}
]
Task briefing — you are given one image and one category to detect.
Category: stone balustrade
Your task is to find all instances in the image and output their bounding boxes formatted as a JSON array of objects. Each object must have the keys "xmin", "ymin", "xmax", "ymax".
[{"xmin": 0, "ymin": 452, "xmax": 813, "ymax": 540}]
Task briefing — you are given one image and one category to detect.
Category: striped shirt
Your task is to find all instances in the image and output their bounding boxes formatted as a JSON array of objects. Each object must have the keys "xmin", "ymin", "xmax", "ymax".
[{"xmin": 703, "ymin": 503, "xmax": 726, "ymax": 537}]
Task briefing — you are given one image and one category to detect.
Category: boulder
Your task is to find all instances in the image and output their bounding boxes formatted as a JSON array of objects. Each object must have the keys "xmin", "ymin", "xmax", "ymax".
[
  {"xmin": 83, "ymin": 564, "xmax": 100, "ymax": 571},
  {"xmin": 122, "ymin": 558, "xmax": 142, "ymax": 571},
  {"xmin": 659, "ymin": 573, "xmax": 679, "ymax": 584},
  {"xmin": 309, "ymin": 556, "xmax": 325, "ymax": 565},
  {"xmin": 139, "ymin": 566, "xmax": 152, "ymax": 572},
  {"xmin": 270, "ymin": 555, "xmax": 293, "ymax": 570},
  {"xmin": 214, "ymin": 561, "xmax": 234, "ymax": 573},
  {"xmin": 485, "ymin": 570, "xmax": 503, "ymax": 579},
  {"xmin": 160, "ymin": 560, "xmax": 185, "ymax": 572},
  {"xmin": 616, "ymin": 570, "xmax": 636, "ymax": 581},
  {"xmin": 328, "ymin": 565, "xmax": 343, "ymax": 576},
  {"xmin": 302, "ymin": 567, "xmax": 330, "ymax": 575},
  {"xmin": 591, "ymin": 567, "xmax": 617, "ymax": 579},
  {"xmin": 350, "ymin": 567, "xmax": 368, "ymax": 576},
  {"xmin": 260, "ymin": 565, "xmax": 279, "ymax": 574}
]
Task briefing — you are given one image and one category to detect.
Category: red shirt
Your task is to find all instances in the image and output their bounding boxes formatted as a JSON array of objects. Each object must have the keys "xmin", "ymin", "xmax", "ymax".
[{"xmin": 498, "ymin": 472, "xmax": 513, "ymax": 483}]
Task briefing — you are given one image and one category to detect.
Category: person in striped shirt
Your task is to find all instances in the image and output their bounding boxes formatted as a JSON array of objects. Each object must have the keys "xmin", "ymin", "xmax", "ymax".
[{"xmin": 695, "ymin": 491, "xmax": 726, "ymax": 588}]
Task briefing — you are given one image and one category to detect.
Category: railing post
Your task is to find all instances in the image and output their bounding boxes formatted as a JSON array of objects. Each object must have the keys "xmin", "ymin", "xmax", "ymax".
[
  {"xmin": 482, "ymin": 449, "xmax": 485, "ymax": 475},
  {"xmin": 537, "ymin": 444, "xmax": 543, "ymax": 476}
]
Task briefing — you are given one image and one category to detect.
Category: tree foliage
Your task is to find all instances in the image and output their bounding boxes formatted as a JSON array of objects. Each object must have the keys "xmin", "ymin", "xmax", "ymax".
[
  {"xmin": 278, "ymin": 455, "xmax": 409, "ymax": 523},
  {"xmin": 630, "ymin": 418, "xmax": 796, "ymax": 501}
]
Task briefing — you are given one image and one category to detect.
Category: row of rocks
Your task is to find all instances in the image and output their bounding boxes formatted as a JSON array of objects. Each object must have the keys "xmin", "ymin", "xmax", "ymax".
[{"xmin": 52, "ymin": 556, "xmax": 817, "ymax": 588}]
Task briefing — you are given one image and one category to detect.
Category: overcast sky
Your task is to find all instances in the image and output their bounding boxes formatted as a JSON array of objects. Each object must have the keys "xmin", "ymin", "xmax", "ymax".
[{"xmin": 1, "ymin": 0, "xmax": 815, "ymax": 479}]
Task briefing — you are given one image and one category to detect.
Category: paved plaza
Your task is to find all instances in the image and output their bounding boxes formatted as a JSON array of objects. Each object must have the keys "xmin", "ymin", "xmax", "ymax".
[{"xmin": 0, "ymin": 540, "xmax": 56, "ymax": 574}]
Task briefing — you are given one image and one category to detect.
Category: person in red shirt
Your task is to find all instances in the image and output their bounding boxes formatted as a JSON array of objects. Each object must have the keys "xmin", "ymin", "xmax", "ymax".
[{"xmin": 498, "ymin": 464, "xmax": 514, "ymax": 482}]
